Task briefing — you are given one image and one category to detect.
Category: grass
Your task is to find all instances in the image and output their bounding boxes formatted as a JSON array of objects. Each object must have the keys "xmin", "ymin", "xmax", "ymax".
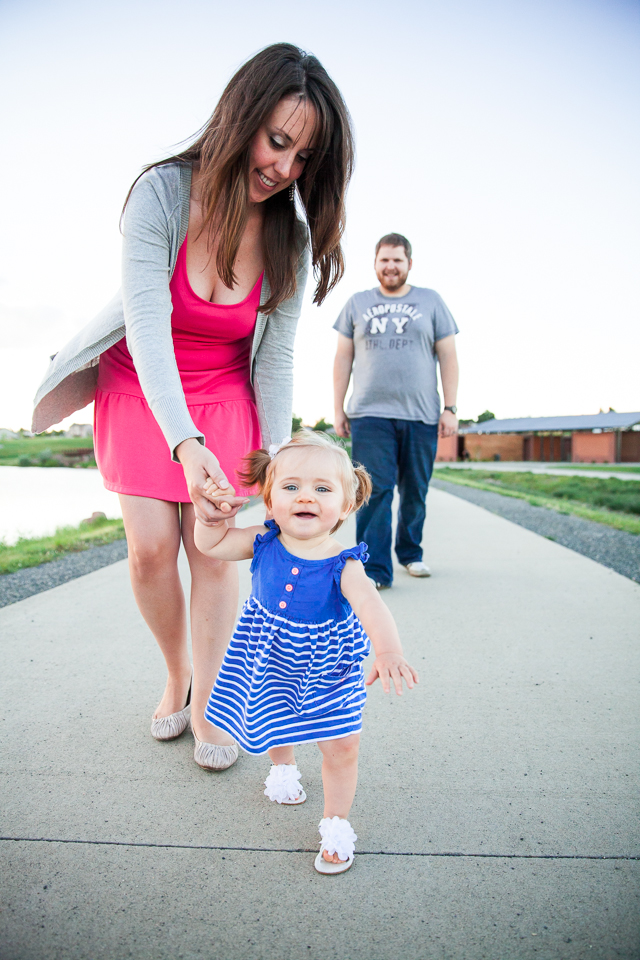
[
  {"xmin": 0, "ymin": 516, "xmax": 126, "ymax": 575},
  {"xmin": 434, "ymin": 468, "xmax": 640, "ymax": 535},
  {"xmin": 545, "ymin": 462, "xmax": 640, "ymax": 473},
  {"xmin": 0, "ymin": 435, "xmax": 96, "ymax": 467}
]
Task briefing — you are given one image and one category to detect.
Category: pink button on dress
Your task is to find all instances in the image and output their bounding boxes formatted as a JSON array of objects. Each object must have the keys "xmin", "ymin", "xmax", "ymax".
[{"xmin": 94, "ymin": 236, "xmax": 262, "ymax": 501}]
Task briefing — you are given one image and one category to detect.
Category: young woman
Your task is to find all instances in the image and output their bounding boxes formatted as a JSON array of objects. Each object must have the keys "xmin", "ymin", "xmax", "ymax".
[{"xmin": 32, "ymin": 43, "xmax": 354, "ymax": 772}]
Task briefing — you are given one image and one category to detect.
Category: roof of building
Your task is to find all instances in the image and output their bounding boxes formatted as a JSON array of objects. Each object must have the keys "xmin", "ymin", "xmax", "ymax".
[{"xmin": 461, "ymin": 412, "xmax": 640, "ymax": 435}]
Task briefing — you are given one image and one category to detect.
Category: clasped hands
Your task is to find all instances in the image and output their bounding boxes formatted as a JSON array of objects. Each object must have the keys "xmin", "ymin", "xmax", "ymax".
[{"xmin": 202, "ymin": 477, "xmax": 248, "ymax": 516}]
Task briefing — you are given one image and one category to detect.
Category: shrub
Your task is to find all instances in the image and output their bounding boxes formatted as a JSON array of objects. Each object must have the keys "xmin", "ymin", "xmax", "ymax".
[{"xmin": 312, "ymin": 418, "xmax": 333, "ymax": 432}]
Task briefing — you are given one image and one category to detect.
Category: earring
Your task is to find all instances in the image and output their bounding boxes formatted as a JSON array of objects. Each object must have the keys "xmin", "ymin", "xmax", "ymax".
[{"xmin": 289, "ymin": 181, "xmax": 296, "ymax": 202}]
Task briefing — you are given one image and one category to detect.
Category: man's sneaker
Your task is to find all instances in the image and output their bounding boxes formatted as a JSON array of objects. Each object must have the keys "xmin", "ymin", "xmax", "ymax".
[{"xmin": 404, "ymin": 561, "xmax": 431, "ymax": 578}]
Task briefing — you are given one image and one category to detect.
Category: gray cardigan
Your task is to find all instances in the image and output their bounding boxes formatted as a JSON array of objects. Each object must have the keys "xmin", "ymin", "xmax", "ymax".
[{"xmin": 32, "ymin": 163, "xmax": 309, "ymax": 459}]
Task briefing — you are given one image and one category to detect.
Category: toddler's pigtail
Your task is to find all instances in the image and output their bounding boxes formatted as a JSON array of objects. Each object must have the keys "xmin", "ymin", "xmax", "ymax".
[
  {"xmin": 353, "ymin": 464, "xmax": 372, "ymax": 510},
  {"xmin": 237, "ymin": 449, "xmax": 272, "ymax": 493}
]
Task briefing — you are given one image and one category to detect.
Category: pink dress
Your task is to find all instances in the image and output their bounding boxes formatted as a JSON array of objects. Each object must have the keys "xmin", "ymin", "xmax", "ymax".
[{"xmin": 94, "ymin": 236, "xmax": 262, "ymax": 501}]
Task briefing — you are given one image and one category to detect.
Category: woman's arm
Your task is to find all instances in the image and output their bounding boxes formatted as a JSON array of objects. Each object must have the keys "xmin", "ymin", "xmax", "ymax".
[
  {"xmin": 121, "ymin": 167, "xmax": 239, "ymax": 523},
  {"xmin": 194, "ymin": 520, "xmax": 266, "ymax": 561},
  {"xmin": 340, "ymin": 560, "xmax": 419, "ymax": 694},
  {"xmin": 121, "ymin": 167, "xmax": 203, "ymax": 460}
]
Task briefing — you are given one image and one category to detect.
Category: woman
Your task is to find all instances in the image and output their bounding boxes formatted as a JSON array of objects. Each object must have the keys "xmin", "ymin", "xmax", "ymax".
[{"xmin": 32, "ymin": 43, "xmax": 354, "ymax": 771}]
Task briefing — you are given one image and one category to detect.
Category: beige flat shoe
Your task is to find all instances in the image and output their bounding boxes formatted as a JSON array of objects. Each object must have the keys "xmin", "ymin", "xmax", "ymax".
[
  {"xmin": 150, "ymin": 680, "xmax": 191, "ymax": 741},
  {"xmin": 193, "ymin": 728, "xmax": 239, "ymax": 771}
]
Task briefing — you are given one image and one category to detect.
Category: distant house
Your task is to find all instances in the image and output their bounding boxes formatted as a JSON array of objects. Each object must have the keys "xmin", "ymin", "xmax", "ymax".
[
  {"xmin": 436, "ymin": 411, "xmax": 640, "ymax": 464},
  {"xmin": 65, "ymin": 423, "xmax": 94, "ymax": 439},
  {"xmin": 0, "ymin": 428, "xmax": 20, "ymax": 440}
]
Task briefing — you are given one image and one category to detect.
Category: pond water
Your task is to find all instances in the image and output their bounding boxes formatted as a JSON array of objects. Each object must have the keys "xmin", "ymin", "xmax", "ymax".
[{"xmin": 0, "ymin": 466, "xmax": 122, "ymax": 544}]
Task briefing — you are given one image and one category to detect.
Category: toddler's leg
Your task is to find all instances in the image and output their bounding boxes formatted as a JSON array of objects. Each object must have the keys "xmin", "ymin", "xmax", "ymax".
[
  {"xmin": 317, "ymin": 734, "xmax": 360, "ymax": 863},
  {"xmin": 268, "ymin": 746, "xmax": 296, "ymax": 766}
]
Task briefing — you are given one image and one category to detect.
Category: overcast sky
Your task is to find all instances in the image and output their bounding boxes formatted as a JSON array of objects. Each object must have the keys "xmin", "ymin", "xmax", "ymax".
[{"xmin": 0, "ymin": 0, "xmax": 638, "ymax": 431}]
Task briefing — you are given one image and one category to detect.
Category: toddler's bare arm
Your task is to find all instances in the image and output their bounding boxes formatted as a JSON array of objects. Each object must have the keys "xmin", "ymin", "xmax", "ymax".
[
  {"xmin": 194, "ymin": 519, "xmax": 266, "ymax": 561},
  {"xmin": 340, "ymin": 560, "xmax": 419, "ymax": 695}
]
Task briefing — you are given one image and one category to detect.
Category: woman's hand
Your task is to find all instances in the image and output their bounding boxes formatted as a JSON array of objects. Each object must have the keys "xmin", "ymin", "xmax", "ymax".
[
  {"xmin": 365, "ymin": 653, "xmax": 419, "ymax": 695},
  {"xmin": 176, "ymin": 438, "xmax": 248, "ymax": 525}
]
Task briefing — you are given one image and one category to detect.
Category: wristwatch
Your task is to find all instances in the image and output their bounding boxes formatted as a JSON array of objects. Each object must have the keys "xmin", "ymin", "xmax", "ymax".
[{"xmin": 444, "ymin": 405, "xmax": 457, "ymax": 415}]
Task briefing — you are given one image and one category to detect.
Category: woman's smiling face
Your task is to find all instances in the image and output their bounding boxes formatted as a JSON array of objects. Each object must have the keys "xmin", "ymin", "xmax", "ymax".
[
  {"xmin": 248, "ymin": 96, "xmax": 317, "ymax": 204},
  {"xmin": 268, "ymin": 447, "xmax": 351, "ymax": 540}
]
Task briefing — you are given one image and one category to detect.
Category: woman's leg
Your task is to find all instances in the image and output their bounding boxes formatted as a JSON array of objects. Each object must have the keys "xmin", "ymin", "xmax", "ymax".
[
  {"xmin": 180, "ymin": 502, "xmax": 238, "ymax": 745},
  {"xmin": 119, "ymin": 494, "xmax": 192, "ymax": 718},
  {"xmin": 317, "ymin": 734, "xmax": 360, "ymax": 862}
]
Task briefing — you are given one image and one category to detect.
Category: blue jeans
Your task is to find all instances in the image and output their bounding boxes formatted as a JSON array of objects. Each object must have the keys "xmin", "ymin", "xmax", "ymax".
[{"xmin": 350, "ymin": 417, "xmax": 439, "ymax": 586}]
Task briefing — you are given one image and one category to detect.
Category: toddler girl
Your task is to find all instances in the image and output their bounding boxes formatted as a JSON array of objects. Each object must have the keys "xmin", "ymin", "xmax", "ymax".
[{"xmin": 194, "ymin": 432, "xmax": 418, "ymax": 874}]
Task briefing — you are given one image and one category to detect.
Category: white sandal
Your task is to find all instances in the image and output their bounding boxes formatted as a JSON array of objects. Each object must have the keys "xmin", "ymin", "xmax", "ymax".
[
  {"xmin": 150, "ymin": 679, "xmax": 192, "ymax": 741},
  {"xmin": 314, "ymin": 817, "xmax": 356, "ymax": 874},
  {"xmin": 263, "ymin": 763, "xmax": 306, "ymax": 805}
]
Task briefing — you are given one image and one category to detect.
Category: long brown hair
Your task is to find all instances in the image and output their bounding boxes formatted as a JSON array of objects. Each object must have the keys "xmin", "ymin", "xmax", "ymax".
[{"xmin": 124, "ymin": 43, "xmax": 354, "ymax": 312}]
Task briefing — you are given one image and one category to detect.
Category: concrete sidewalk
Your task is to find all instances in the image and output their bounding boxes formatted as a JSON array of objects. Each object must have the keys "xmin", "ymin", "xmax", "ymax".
[{"xmin": 1, "ymin": 489, "xmax": 638, "ymax": 959}]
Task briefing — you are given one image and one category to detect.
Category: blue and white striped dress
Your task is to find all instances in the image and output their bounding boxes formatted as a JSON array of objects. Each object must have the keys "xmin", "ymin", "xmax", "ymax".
[{"xmin": 204, "ymin": 520, "xmax": 371, "ymax": 754}]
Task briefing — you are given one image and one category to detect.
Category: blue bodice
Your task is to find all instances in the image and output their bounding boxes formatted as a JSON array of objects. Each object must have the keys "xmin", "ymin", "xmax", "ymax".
[{"xmin": 249, "ymin": 520, "xmax": 369, "ymax": 624}]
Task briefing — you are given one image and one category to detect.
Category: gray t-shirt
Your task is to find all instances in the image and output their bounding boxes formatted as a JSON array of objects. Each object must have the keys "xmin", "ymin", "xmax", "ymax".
[{"xmin": 333, "ymin": 285, "xmax": 458, "ymax": 424}]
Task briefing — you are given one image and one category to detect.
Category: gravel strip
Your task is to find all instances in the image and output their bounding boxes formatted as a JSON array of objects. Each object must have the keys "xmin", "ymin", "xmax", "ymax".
[
  {"xmin": 0, "ymin": 539, "xmax": 128, "ymax": 608},
  {"xmin": 431, "ymin": 478, "xmax": 640, "ymax": 584},
  {"xmin": 0, "ymin": 498, "xmax": 265, "ymax": 609}
]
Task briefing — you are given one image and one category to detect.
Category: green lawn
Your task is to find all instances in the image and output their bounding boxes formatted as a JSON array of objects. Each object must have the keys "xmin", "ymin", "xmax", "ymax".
[
  {"xmin": 0, "ymin": 435, "xmax": 95, "ymax": 467},
  {"xmin": 545, "ymin": 463, "xmax": 640, "ymax": 473},
  {"xmin": 435, "ymin": 468, "xmax": 640, "ymax": 535},
  {"xmin": 0, "ymin": 517, "xmax": 125, "ymax": 575}
]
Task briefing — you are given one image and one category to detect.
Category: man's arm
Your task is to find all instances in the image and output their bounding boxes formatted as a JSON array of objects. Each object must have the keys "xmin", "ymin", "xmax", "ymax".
[
  {"xmin": 333, "ymin": 333, "xmax": 355, "ymax": 438},
  {"xmin": 435, "ymin": 334, "xmax": 459, "ymax": 438}
]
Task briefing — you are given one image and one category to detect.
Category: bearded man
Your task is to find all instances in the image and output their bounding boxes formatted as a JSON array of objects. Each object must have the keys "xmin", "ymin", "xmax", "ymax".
[{"xmin": 333, "ymin": 232, "xmax": 459, "ymax": 589}]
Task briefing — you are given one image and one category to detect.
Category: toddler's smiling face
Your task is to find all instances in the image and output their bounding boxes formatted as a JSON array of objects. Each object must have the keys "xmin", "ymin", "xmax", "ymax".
[{"xmin": 268, "ymin": 447, "xmax": 352, "ymax": 540}]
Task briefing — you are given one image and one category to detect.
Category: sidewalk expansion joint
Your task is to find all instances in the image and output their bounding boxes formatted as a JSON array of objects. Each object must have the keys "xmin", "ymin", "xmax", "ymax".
[{"xmin": 1, "ymin": 837, "xmax": 638, "ymax": 860}]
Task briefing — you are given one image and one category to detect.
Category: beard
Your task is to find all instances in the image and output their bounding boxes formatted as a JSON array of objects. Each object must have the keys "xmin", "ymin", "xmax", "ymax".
[{"xmin": 379, "ymin": 270, "xmax": 408, "ymax": 292}]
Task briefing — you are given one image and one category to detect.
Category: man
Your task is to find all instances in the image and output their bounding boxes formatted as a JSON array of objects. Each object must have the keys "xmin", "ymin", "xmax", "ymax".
[{"xmin": 333, "ymin": 232, "xmax": 459, "ymax": 589}]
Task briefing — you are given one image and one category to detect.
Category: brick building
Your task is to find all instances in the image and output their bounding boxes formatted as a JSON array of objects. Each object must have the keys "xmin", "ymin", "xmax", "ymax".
[{"xmin": 435, "ymin": 411, "xmax": 640, "ymax": 463}]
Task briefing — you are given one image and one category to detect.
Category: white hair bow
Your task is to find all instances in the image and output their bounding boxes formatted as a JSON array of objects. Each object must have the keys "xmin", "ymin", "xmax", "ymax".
[{"xmin": 268, "ymin": 436, "xmax": 292, "ymax": 460}]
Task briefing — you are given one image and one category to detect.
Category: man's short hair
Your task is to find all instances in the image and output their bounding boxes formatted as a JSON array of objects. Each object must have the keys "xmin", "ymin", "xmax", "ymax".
[{"xmin": 375, "ymin": 233, "xmax": 412, "ymax": 259}]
